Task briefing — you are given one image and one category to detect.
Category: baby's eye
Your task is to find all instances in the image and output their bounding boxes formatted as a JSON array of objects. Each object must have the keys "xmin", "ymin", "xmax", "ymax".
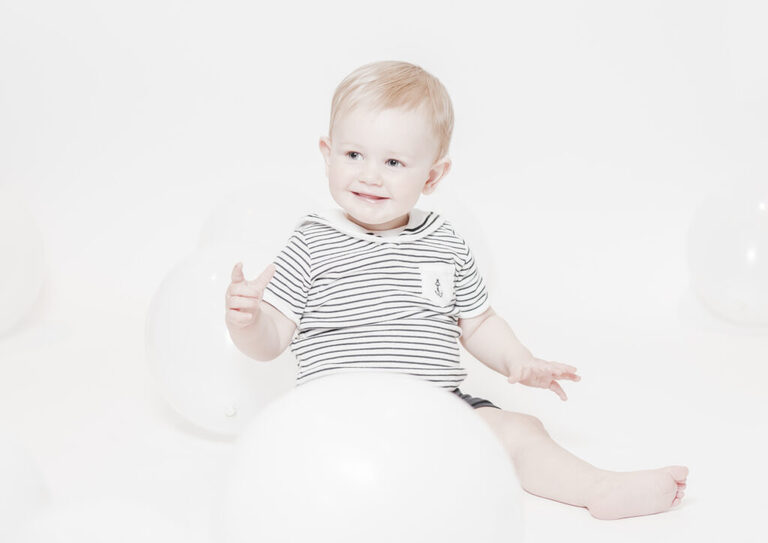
[
  {"xmin": 387, "ymin": 159, "xmax": 403, "ymax": 167},
  {"xmin": 346, "ymin": 151, "xmax": 362, "ymax": 160}
]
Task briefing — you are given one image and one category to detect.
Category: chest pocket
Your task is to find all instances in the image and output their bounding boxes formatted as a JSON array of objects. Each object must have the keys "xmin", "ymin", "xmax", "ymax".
[{"xmin": 418, "ymin": 262, "xmax": 455, "ymax": 308}]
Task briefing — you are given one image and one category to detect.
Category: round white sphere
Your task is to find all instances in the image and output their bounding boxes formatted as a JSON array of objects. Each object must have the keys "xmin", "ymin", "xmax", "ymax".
[
  {"xmin": 0, "ymin": 187, "xmax": 45, "ymax": 336},
  {"xmin": 0, "ymin": 436, "xmax": 49, "ymax": 541},
  {"xmin": 687, "ymin": 183, "xmax": 768, "ymax": 325},
  {"xmin": 10, "ymin": 499, "xmax": 203, "ymax": 543},
  {"xmin": 198, "ymin": 185, "xmax": 323, "ymax": 255},
  {"xmin": 145, "ymin": 244, "xmax": 297, "ymax": 437},
  {"xmin": 219, "ymin": 371, "xmax": 524, "ymax": 543}
]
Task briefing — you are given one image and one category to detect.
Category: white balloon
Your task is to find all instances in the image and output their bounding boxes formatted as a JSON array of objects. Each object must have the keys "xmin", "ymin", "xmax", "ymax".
[
  {"xmin": 145, "ymin": 244, "xmax": 298, "ymax": 437},
  {"xmin": 198, "ymin": 185, "xmax": 325, "ymax": 255},
  {"xmin": 0, "ymin": 436, "xmax": 49, "ymax": 541},
  {"xmin": 687, "ymin": 183, "xmax": 768, "ymax": 325},
  {"xmin": 0, "ymin": 187, "xmax": 45, "ymax": 336},
  {"xmin": 11, "ymin": 499, "xmax": 203, "ymax": 543},
  {"xmin": 218, "ymin": 372, "xmax": 524, "ymax": 543}
]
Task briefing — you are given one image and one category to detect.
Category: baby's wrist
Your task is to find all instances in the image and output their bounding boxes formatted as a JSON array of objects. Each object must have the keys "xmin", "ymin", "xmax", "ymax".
[{"xmin": 504, "ymin": 349, "xmax": 534, "ymax": 379}]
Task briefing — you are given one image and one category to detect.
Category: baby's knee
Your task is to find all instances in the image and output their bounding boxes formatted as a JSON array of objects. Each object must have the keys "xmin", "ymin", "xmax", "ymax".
[
  {"xmin": 507, "ymin": 412, "xmax": 547, "ymax": 438},
  {"xmin": 478, "ymin": 410, "xmax": 549, "ymax": 455},
  {"xmin": 500, "ymin": 413, "xmax": 550, "ymax": 460}
]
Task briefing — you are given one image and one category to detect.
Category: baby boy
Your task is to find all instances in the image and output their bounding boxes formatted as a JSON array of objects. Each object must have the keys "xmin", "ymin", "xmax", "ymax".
[{"xmin": 224, "ymin": 60, "xmax": 688, "ymax": 520}]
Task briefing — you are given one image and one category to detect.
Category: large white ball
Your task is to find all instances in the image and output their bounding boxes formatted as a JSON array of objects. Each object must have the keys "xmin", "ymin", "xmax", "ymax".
[
  {"xmin": 687, "ymin": 183, "xmax": 768, "ymax": 325},
  {"xmin": 198, "ymin": 185, "xmax": 324, "ymax": 255},
  {"xmin": 218, "ymin": 372, "xmax": 524, "ymax": 543},
  {"xmin": 0, "ymin": 187, "xmax": 45, "ymax": 336},
  {"xmin": 145, "ymin": 244, "xmax": 297, "ymax": 437},
  {"xmin": 10, "ymin": 499, "xmax": 203, "ymax": 543},
  {"xmin": 0, "ymin": 436, "xmax": 49, "ymax": 541}
]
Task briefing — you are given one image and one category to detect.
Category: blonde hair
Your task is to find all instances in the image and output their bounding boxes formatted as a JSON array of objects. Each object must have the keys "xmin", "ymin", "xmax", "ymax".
[{"xmin": 328, "ymin": 60, "xmax": 454, "ymax": 163}]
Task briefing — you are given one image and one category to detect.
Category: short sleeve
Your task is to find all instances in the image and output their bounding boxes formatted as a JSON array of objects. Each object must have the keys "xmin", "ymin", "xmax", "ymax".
[
  {"xmin": 454, "ymin": 236, "xmax": 491, "ymax": 319},
  {"xmin": 261, "ymin": 228, "xmax": 312, "ymax": 328}
]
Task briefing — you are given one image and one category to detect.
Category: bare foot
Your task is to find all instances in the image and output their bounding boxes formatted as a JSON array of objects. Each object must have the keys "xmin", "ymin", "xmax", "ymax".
[{"xmin": 586, "ymin": 465, "xmax": 688, "ymax": 520}]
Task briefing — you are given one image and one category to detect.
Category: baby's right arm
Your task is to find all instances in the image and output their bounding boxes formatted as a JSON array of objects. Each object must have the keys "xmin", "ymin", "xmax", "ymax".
[{"xmin": 225, "ymin": 262, "xmax": 297, "ymax": 361}]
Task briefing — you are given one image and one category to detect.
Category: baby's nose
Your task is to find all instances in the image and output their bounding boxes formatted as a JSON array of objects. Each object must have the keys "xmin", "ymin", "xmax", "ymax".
[{"xmin": 360, "ymin": 165, "xmax": 383, "ymax": 185}]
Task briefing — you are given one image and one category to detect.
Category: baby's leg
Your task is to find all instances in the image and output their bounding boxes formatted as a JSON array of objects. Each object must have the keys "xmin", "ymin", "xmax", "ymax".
[{"xmin": 474, "ymin": 407, "xmax": 688, "ymax": 520}]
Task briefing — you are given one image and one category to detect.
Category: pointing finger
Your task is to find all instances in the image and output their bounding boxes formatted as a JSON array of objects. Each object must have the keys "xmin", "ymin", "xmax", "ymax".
[{"xmin": 231, "ymin": 262, "xmax": 245, "ymax": 283}]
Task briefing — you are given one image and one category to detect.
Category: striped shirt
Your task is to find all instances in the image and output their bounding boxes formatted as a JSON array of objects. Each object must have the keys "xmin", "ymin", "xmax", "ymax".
[{"xmin": 261, "ymin": 207, "xmax": 491, "ymax": 390}]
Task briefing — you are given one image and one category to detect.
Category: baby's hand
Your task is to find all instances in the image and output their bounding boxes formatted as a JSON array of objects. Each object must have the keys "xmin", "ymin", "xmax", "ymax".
[
  {"xmin": 225, "ymin": 261, "xmax": 276, "ymax": 329},
  {"xmin": 507, "ymin": 357, "xmax": 581, "ymax": 401}
]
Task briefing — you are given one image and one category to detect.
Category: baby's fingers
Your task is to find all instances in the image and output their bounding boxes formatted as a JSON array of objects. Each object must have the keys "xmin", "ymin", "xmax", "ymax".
[
  {"xmin": 228, "ymin": 294, "xmax": 260, "ymax": 311},
  {"xmin": 548, "ymin": 361, "xmax": 580, "ymax": 381},
  {"xmin": 228, "ymin": 281, "xmax": 261, "ymax": 299},
  {"xmin": 229, "ymin": 263, "xmax": 277, "ymax": 298},
  {"xmin": 226, "ymin": 308, "xmax": 254, "ymax": 327},
  {"xmin": 549, "ymin": 381, "xmax": 568, "ymax": 401},
  {"xmin": 252, "ymin": 263, "xmax": 277, "ymax": 291},
  {"xmin": 231, "ymin": 262, "xmax": 245, "ymax": 283}
]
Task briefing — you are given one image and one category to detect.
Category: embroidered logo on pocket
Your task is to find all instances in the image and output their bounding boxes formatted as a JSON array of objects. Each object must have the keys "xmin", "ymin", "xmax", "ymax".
[{"xmin": 419, "ymin": 262, "xmax": 455, "ymax": 307}]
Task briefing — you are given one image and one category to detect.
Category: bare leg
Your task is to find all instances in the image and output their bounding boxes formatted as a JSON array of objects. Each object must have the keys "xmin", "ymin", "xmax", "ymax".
[{"xmin": 474, "ymin": 407, "xmax": 688, "ymax": 520}]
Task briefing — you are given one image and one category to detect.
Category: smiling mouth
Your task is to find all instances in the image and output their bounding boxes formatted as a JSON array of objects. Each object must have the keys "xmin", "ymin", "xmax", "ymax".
[{"xmin": 353, "ymin": 191, "xmax": 388, "ymax": 201}]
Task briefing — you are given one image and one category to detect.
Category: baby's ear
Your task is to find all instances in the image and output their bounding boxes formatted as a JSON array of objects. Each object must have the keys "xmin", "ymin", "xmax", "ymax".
[
  {"xmin": 423, "ymin": 158, "xmax": 451, "ymax": 194},
  {"xmin": 318, "ymin": 137, "xmax": 332, "ymax": 177},
  {"xmin": 318, "ymin": 137, "xmax": 331, "ymax": 162}
]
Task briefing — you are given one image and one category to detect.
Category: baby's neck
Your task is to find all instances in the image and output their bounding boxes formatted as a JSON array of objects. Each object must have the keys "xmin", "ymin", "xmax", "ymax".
[{"xmin": 344, "ymin": 212, "xmax": 410, "ymax": 233}]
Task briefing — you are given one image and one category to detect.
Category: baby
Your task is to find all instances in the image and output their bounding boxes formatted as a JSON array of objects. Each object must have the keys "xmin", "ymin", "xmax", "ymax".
[{"xmin": 224, "ymin": 60, "xmax": 688, "ymax": 520}]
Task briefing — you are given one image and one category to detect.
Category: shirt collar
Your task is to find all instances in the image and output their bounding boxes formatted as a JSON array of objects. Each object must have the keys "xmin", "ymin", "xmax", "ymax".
[{"xmin": 300, "ymin": 207, "xmax": 445, "ymax": 243}]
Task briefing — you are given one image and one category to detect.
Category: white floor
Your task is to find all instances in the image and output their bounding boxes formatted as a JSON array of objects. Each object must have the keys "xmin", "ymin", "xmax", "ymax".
[{"xmin": 1, "ymin": 180, "xmax": 767, "ymax": 542}]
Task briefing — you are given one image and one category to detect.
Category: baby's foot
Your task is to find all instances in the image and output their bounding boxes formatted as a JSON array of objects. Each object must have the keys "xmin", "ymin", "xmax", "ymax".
[{"xmin": 586, "ymin": 465, "xmax": 688, "ymax": 520}]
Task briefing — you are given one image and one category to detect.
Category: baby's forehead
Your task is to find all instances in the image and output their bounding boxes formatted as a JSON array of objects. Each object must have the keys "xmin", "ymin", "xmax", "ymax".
[
  {"xmin": 332, "ymin": 104, "xmax": 435, "ymax": 142},
  {"xmin": 342, "ymin": 102, "xmax": 429, "ymax": 121}
]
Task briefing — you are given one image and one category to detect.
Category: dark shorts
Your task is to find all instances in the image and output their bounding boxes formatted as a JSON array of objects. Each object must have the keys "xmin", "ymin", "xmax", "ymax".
[{"xmin": 451, "ymin": 388, "xmax": 500, "ymax": 410}]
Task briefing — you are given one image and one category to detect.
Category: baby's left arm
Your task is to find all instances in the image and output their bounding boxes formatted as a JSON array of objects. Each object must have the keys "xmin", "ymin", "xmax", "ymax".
[{"xmin": 459, "ymin": 307, "xmax": 580, "ymax": 401}]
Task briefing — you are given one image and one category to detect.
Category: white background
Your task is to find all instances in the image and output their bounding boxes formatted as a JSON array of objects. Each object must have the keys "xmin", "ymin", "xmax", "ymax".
[{"xmin": 1, "ymin": 0, "xmax": 767, "ymax": 541}]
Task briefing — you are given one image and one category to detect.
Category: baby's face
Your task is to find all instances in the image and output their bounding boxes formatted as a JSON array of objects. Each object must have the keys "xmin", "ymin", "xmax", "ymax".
[{"xmin": 319, "ymin": 104, "xmax": 451, "ymax": 231}]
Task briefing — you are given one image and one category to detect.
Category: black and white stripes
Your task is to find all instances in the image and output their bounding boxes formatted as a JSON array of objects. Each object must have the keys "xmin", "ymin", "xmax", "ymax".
[{"xmin": 261, "ymin": 208, "xmax": 490, "ymax": 390}]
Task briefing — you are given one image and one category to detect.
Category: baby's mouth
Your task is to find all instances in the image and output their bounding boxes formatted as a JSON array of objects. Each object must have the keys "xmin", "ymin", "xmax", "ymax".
[{"xmin": 352, "ymin": 191, "xmax": 388, "ymax": 201}]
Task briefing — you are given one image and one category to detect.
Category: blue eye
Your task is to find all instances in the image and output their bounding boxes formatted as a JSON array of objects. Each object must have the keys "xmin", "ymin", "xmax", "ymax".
[{"xmin": 345, "ymin": 152, "xmax": 403, "ymax": 167}]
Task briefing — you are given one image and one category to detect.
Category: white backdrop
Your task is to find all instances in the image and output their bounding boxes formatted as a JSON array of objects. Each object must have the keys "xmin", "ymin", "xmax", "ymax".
[{"xmin": 1, "ymin": 1, "xmax": 767, "ymax": 541}]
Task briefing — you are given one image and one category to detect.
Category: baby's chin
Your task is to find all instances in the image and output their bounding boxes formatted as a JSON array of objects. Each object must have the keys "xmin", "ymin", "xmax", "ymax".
[
  {"xmin": 344, "ymin": 208, "xmax": 410, "ymax": 231},
  {"xmin": 330, "ymin": 193, "xmax": 409, "ymax": 229}
]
